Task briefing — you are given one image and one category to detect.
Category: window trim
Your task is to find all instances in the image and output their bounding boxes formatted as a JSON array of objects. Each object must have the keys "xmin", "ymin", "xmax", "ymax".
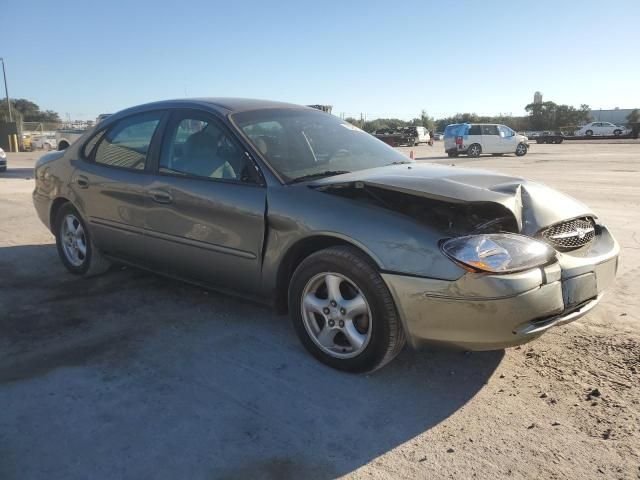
[
  {"xmin": 84, "ymin": 110, "xmax": 168, "ymax": 173},
  {"xmin": 155, "ymin": 108, "xmax": 265, "ymax": 187}
]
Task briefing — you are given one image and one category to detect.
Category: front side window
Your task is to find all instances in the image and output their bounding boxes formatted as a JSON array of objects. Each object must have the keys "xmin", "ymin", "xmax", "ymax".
[
  {"xmin": 232, "ymin": 108, "xmax": 411, "ymax": 183},
  {"xmin": 498, "ymin": 125, "xmax": 514, "ymax": 137},
  {"xmin": 94, "ymin": 112, "xmax": 161, "ymax": 170},
  {"xmin": 160, "ymin": 114, "xmax": 254, "ymax": 182}
]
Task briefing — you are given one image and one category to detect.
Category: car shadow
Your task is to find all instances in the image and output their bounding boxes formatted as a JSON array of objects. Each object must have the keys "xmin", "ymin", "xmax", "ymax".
[
  {"xmin": 0, "ymin": 244, "xmax": 503, "ymax": 480},
  {"xmin": 0, "ymin": 167, "xmax": 35, "ymax": 179}
]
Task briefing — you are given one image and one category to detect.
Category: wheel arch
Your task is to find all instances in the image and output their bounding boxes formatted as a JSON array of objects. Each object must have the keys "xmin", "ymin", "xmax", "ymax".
[
  {"xmin": 273, "ymin": 234, "xmax": 382, "ymax": 313},
  {"xmin": 49, "ymin": 196, "xmax": 73, "ymax": 233}
]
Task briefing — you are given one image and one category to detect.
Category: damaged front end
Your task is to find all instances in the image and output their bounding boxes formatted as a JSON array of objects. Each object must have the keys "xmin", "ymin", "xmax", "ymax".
[{"xmin": 310, "ymin": 165, "xmax": 619, "ymax": 350}]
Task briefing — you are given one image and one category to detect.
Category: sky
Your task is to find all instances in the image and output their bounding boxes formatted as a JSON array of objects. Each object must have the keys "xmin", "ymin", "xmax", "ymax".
[{"xmin": 3, "ymin": 0, "xmax": 639, "ymax": 121}]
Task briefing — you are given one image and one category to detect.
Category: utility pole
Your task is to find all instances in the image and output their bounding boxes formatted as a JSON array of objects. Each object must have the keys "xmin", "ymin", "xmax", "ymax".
[{"xmin": 0, "ymin": 57, "xmax": 12, "ymax": 121}]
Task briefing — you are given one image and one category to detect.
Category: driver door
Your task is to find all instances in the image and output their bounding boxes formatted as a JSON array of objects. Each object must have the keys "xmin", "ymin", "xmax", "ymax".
[{"xmin": 498, "ymin": 125, "xmax": 517, "ymax": 153}]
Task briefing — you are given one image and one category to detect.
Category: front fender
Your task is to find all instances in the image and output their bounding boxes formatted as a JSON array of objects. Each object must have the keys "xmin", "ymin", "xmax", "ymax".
[{"xmin": 261, "ymin": 185, "xmax": 465, "ymax": 293}]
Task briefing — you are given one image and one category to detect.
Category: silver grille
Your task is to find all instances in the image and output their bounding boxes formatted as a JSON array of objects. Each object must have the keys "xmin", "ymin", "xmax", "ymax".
[{"xmin": 540, "ymin": 218, "xmax": 596, "ymax": 250}]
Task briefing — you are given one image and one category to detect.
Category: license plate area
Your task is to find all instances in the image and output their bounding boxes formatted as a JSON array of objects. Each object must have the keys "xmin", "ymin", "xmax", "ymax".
[{"xmin": 562, "ymin": 272, "xmax": 597, "ymax": 308}]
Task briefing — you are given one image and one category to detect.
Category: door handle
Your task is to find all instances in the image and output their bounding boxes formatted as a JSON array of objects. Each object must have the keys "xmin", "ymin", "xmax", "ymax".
[
  {"xmin": 149, "ymin": 189, "xmax": 172, "ymax": 204},
  {"xmin": 76, "ymin": 175, "xmax": 90, "ymax": 189}
]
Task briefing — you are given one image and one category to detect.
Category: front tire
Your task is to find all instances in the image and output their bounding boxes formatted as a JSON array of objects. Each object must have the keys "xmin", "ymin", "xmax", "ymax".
[
  {"xmin": 613, "ymin": 129, "xmax": 622, "ymax": 136},
  {"xmin": 54, "ymin": 203, "xmax": 111, "ymax": 276},
  {"xmin": 515, "ymin": 143, "xmax": 528, "ymax": 156},
  {"xmin": 288, "ymin": 246, "xmax": 405, "ymax": 373},
  {"xmin": 467, "ymin": 143, "xmax": 481, "ymax": 157},
  {"xmin": 585, "ymin": 129, "xmax": 593, "ymax": 136}
]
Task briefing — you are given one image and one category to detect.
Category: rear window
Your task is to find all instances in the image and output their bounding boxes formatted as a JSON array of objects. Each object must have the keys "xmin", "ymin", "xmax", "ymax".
[{"xmin": 444, "ymin": 124, "xmax": 468, "ymax": 137}]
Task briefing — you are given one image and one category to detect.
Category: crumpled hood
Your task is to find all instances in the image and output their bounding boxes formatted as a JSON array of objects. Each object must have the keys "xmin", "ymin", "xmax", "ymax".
[{"xmin": 310, "ymin": 163, "xmax": 593, "ymax": 235}]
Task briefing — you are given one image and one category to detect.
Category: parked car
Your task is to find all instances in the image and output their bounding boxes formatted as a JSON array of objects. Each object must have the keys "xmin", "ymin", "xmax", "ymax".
[
  {"xmin": 434, "ymin": 132, "xmax": 444, "ymax": 141},
  {"xmin": 444, "ymin": 123, "xmax": 529, "ymax": 157},
  {"xmin": 33, "ymin": 98, "xmax": 619, "ymax": 372},
  {"xmin": 0, "ymin": 147, "xmax": 6, "ymax": 171},
  {"xmin": 575, "ymin": 122, "xmax": 628, "ymax": 136},
  {"xmin": 31, "ymin": 134, "xmax": 57, "ymax": 151},
  {"xmin": 21, "ymin": 134, "xmax": 32, "ymax": 152}
]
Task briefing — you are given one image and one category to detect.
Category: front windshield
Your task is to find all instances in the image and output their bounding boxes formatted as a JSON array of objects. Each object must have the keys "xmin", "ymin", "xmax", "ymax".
[{"xmin": 232, "ymin": 108, "xmax": 412, "ymax": 183}]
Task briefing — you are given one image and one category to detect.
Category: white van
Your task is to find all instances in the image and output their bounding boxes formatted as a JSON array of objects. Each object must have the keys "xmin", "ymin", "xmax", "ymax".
[{"xmin": 444, "ymin": 123, "xmax": 529, "ymax": 157}]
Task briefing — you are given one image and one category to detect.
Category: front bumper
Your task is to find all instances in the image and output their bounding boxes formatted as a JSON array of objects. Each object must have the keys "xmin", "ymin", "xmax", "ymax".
[{"xmin": 383, "ymin": 226, "xmax": 619, "ymax": 350}]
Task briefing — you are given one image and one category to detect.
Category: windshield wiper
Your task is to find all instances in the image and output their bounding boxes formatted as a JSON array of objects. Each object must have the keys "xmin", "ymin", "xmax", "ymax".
[
  {"xmin": 288, "ymin": 170, "xmax": 351, "ymax": 184},
  {"xmin": 389, "ymin": 161, "xmax": 411, "ymax": 165}
]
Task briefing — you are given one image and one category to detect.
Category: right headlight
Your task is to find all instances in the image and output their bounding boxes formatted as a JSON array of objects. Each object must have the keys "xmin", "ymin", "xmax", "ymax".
[{"xmin": 441, "ymin": 233, "xmax": 555, "ymax": 274}]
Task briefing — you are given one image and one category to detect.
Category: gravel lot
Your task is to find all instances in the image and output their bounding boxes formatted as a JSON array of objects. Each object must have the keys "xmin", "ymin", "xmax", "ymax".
[{"xmin": 1, "ymin": 142, "xmax": 639, "ymax": 479}]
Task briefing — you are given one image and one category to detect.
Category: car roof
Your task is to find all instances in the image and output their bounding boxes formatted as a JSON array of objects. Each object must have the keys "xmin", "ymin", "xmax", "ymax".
[{"xmin": 100, "ymin": 97, "xmax": 313, "ymax": 129}]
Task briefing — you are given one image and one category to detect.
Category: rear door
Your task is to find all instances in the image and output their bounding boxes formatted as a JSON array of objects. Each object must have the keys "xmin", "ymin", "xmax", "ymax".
[
  {"xmin": 71, "ymin": 111, "xmax": 165, "ymax": 263},
  {"xmin": 143, "ymin": 109, "xmax": 267, "ymax": 294},
  {"xmin": 464, "ymin": 124, "xmax": 482, "ymax": 150}
]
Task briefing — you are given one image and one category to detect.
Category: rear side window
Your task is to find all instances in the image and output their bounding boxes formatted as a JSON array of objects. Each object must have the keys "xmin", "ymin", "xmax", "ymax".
[
  {"xmin": 481, "ymin": 125, "xmax": 499, "ymax": 135},
  {"xmin": 468, "ymin": 125, "xmax": 482, "ymax": 135},
  {"xmin": 94, "ymin": 112, "xmax": 162, "ymax": 170}
]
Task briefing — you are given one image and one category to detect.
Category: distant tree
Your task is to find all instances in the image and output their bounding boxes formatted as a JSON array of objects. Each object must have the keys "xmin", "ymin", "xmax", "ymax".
[
  {"xmin": 344, "ymin": 117, "xmax": 364, "ymax": 129},
  {"xmin": 525, "ymin": 101, "xmax": 590, "ymax": 130},
  {"xmin": 627, "ymin": 109, "xmax": 640, "ymax": 124},
  {"xmin": 0, "ymin": 98, "xmax": 61, "ymax": 123},
  {"xmin": 414, "ymin": 109, "xmax": 435, "ymax": 131}
]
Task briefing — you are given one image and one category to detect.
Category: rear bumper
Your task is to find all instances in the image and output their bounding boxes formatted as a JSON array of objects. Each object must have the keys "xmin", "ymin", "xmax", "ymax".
[{"xmin": 382, "ymin": 226, "xmax": 619, "ymax": 350}]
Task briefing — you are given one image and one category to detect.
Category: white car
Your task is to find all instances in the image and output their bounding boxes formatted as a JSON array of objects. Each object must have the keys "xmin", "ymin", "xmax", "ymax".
[
  {"xmin": 444, "ymin": 123, "xmax": 529, "ymax": 157},
  {"xmin": 0, "ymin": 147, "xmax": 6, "ymax": 172},
  {"xmin": 576, "ymin": 122, "xmax": 627, "ymax": 137},
  {"xmin": 31, "ymin": 135, "xmax": 57, "ymax": 151}
]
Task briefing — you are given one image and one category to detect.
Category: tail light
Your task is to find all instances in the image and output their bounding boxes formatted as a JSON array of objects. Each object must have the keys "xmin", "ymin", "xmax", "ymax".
[{"xmin": 455, "ymin": 136, "xmax": 463, "ymax": 146}]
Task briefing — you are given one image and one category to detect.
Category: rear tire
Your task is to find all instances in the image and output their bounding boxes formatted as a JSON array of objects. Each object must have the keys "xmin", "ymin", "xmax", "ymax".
[
  {"xmin": 54, "ymin": 203, "xmax": 111, "ymax": 276},
  {"xmin": 288, "ymin": 246, "xmax": 405, "ymax": 373},
  {"xmin": 467, "ymin": 143, "xmax": 481, "ymax": 157}
]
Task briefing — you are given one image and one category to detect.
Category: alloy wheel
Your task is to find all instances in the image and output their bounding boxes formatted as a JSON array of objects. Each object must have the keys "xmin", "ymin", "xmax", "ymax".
[
  {"xmin": 61, "ymin": 214, "xmax": 87, "ymax": 267},
  {"xmin": 301, "ymin": 272, "xmax": 372, "ymax": 359}
]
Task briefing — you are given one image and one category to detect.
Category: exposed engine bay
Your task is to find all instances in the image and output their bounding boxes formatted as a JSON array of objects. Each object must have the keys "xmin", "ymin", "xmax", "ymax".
[{"xmin": 315, "ymin": 182, "xmax": 519, "ymax": 236}]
